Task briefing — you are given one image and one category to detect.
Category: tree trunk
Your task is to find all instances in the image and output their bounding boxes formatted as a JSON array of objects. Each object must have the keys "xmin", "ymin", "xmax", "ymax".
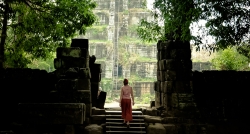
[{"xmin": 0, "ymin": 2, "xmax": 9, "ymax": 69}]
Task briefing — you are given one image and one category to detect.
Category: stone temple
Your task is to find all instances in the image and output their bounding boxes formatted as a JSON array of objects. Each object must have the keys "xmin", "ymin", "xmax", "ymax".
[{"xmin": 0, "ymin": 0, "xmax": 249, "ymax": 133}]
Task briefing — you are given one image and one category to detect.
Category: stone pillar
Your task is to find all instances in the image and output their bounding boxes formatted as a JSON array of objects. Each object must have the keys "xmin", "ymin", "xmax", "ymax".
[
  {"xmin": 89, "ymin": 63, "xmax": 102, "ymax": 108},
  {"xmin": 50, "ymin": 38, "xmax": 92, "ymax": 118},
  {"xmin": 156, "ymin": 40, "xmax": 195, "ymax": 116}
]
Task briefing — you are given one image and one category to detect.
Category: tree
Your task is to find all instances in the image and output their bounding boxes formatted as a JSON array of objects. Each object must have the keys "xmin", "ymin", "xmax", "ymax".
[
  {"xmin": 236, "ymin": 42, "xmax": 250, "ymax": 61},
  {"xmin": 137, "ymin": 0, "xmax": 201, "ymax": 43},
  {"xmin": 0, "ymin": 0, "xmax": 97, "ymax": 68},
  {"xmin": 137, "ymin": 0, "xmax": 250, "ymax": 50},
  {"xmin": 211, "ymin": 46, "xmax": 248, "ymax": 70},
  {"xmin": 201, "ymin": 0, "xmax": 250, "ymax": 49}
]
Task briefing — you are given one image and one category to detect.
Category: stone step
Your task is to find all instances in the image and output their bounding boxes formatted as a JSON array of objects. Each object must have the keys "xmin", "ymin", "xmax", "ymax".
[
  {"xmin": 106, "ymin": 118, "xmax": 144, "ymax": 122},
  {"xmin": 105, "ymin": 108, "xmax": 142, "ymax": 111},
  {"xmin": 106, "ymin": 115, "xmax": 144, "ymax": 118},
  {"xmin": 106, "ymin": 131, "xmax": 146, "ymax": 134},
  {"xmin": 106, "ymin": 110, "xmax": 146, "ymax": 134},
  {"xmin": 106, "ymin": 126, "xmax": 146, "ymax": 131},
  {"xmin": 106, "ymin": 111, "xmax": 143, "ymax": 115},
  {"xmin": 106, "ymin": 122, "xmax": 145, "ymax": 127}
]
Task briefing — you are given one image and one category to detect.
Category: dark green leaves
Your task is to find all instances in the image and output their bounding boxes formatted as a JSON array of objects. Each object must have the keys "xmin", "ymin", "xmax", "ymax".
[{"xmin": 1, "ymin": 0, "xmax": 97, "ymax": 67}]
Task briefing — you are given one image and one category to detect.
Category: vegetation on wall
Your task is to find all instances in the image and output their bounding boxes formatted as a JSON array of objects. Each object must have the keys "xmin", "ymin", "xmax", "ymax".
[
  {"xmin": 236, "ymin": 43, "xmax": 250, "ymax": 62},
  {"xmin": 119, "ymin": 36, "xmax": 156, "ymax": 46},
  {"xmin": 211, "ymin": 46, "xmax": 249, "ymax": 70},
  {"xmin": 86, "ymin": 25, "xmax": 108, "ymax": 35},
  {"xmin": 27, "ymin": 57, "xmax": 56, "ymax": 72}
]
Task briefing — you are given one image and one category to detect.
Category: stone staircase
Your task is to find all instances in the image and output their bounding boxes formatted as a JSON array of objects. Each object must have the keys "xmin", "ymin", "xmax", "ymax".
[{"xmin": 105, "ymin": 110, "xmax": 146, "ymax": 134}]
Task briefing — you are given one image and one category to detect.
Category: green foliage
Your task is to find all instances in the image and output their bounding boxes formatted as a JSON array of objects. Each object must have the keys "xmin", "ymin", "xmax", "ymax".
[
  {"xmin": 236, "ymin": 43, "xmax": 250, "ymax": 61},
  {"xmin": 201, "ymin": 0, "xmax": 250, "ymax": 48},
  {"xmin": 86, "ymin": 25, "xmax": 108, "ymax": 35},
  {"xmin": 100, "ymin": 78, "xmax": 113, "ymax": 93},
  {"xmin": 123, "ymin": 10, "xmax": 129, "ymax": 15},
  {"xmin": 137, "ymin": 0, "xmax": 250, "ymax": 51},
  {"xmin": 136, "ymin": 57, "xmax": 157, "ymax": 62},
  {"xmin": 119, "ymin": 36, "xmax": 156, "ymax": 46},
  {"xmin": 1, "ymin": 0, "xmax": 97, "ymax": 68},
  {"xmin": 137, "ymin": 0, "xmax": 200, "ymax": 43},
  {"xmin": 134, "ymin": 93, "xmax": 155, "ymax": 104},
  {"xmin": 211, "ymin": 46, "xmax": 249, "ymax": 70},
  {"xmin": 27, "ymin": 56, "xmax": 55, "ymax": 72},
  {"xmin": 137, "ymin": 19, "xmax": 165, "ymax": 43}
]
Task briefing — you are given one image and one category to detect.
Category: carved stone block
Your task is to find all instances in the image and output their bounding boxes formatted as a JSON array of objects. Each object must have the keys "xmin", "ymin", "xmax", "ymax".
[
  {"xmin": 56, "ymin": 47, "xmax": 82, "ymax": 58},
  {"xmin": 165, "ymin": 70, "xmax": 192, "ymax": 81},
  {"xmin": 164, "ymin": 81, "xmax": 174, "ymax": 93},
  {"xmin": 160, "ymin": 81, "xmax": 165, "ymax": 93},
  {"xmin": 170, "ymin": 49, "xmax": 191, "ymax": 59},
  {"xmin": 174, "ymin": 81, "xmax": 192, "ymax": 93},
  {"xmin": 165, "ymin": 59, "xmax": 192, "ymax": 70},
  {"xmin": 157, "ymin": 71, "xmax": 165, "ymax": 81},
  {"xmin": 159, "ymin": 60, "xmax": 166, "ymax": 71},
  {"xmin": 71, "ymin": 38, "xmax": 89, "ymax": 50},
  {"xmin": 18, "ymin": 103, "xmax": 86, "ymax": 124},
  {"xmin": 54, "ymin": 57, "xmax": 86, "ymax": 69}
]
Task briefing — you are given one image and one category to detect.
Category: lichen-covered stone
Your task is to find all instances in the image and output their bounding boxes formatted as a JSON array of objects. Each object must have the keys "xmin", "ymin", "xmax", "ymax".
[
  {"xmin": 92, "ymin": 107, "xmax": 106, "ymax": 115},
  {"xmin": 143, "ymin": 108, "xmax": 158, "ymax": 116},
  {"xmin": 71, "ymin": 38, "xmax": 89, "ymax": 50},
  {"xmin": 54, "ymin": 57, "xmax": 86, "ymax": 69},
  {"xmin": 18, "ymin": 103, "xmax": 86, "ymax": 124},
  {"xmin": 84, "ymin": 124, "xmax": 103, "ymax": 134},
  {"xmin": 85, "ymin": 103, "xmax": 92, "ymax": 117},
  {"xmin": 90, "ymin": 115, "xmax": 106, "ymax": 124},
  {"xmin": 165, "ymin": 59, "xmax": 192, "ymax": 70},
  {"xmin": 49, "ymin": 90, "xmax": 92, "ymax": 104},
  {"xmin": 79, "ymin": 68, "xmax": 91, "ymax": 79},
  {"xmin": 158, "ymin": 60, "xmax": 166, "ymax": 71},
  {"xmin": 160, "ymin": 81, "xmax": 165, "ymax": 93},
  {"xmin": 162, "ymin": 124, "xmax": 177, "ymax": 134},
  {"xmin": 155, "ymin": 91, "xmax": 161, "ymax": 108},
  {"xmin": 174, "ymin": 81, "xmax": 192, "ymax": 93},
  {"xmin": 56, "ymin": 79, "xmax": 79, "ymax": 90},
  {"xmin": 144, "ymin": 115, "xmax": 162, "ymax": 123},
  {"xmin": 157, "ymin": 71, "xmax": 165, "ymax": 82},
  {"xmin": 164, "ymin": 81, "xmax": 173, "ymax": 93},
  {"xmin": 165, "ymin": 70, "xmax": 192, "ymax": 81},
  {"xmin": 56, "ymin": 47, "xmax": 82, "ymax": 58},
  {"xmin": 78, "ymin": 79, "xmax": 91, "ymax": 90},
  {"xmin": 56, "ymin": 79, "xmax": 91, "ymax": 91},
  {"xmin": 147, "ymin": 123, "xmax": 166, "ymax": 134},
  {"xmin": 170, "ymin": 49, "xmax": 191, "ymax": 59},
  {"xmin": 163, "ymin": 93, "xmax": 167, "ymax": 108}
]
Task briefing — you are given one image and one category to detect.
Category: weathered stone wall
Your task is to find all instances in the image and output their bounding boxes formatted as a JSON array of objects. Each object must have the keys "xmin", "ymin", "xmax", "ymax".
[
  {"xmin": 130, "ymin": 62, "xmax": 157, "ymax": 78},
  {"xmin": 0, "ymin": 39, "xmax": 107, "ymax": 133},
  {"xmin": 133, "ymin": 82, "xmax": 155, "ymax": 97},
  {"xmin": 0, "ymin": 68, "xmax": 56, "ymax": 124},
  {"xmin": 128, "ymin": 45, "xmax": 157, "ymax": 58},
  {"xmin": 153, "ymin": 40, "xmax": 249, "ymax": 133},
  {"xmin": 193, "ymin": 70, "xmax": 250, "ymax": 124},
  {"xmin": 192, "ymin": 62, "xmax": 214, "ymax": 71},
  {"xmin": 155, "ymin": 40, "xmax": 193, "ymax": 110}
]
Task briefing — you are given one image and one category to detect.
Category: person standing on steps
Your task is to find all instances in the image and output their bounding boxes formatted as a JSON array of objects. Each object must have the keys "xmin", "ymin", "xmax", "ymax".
[{"xmin": 119, "ymin": 78, "xmax": 134, "ymax": 128}]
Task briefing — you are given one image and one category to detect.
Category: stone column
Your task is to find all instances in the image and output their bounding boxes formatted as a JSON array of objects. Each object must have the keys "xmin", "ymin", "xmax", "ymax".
[
  {"xmin": 156, "ymin": 40, "xmax": 195, "ymax": 116},
  {"xmin": 51, "ymin": 38, "xmax": 92, "ymax": 119}
]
